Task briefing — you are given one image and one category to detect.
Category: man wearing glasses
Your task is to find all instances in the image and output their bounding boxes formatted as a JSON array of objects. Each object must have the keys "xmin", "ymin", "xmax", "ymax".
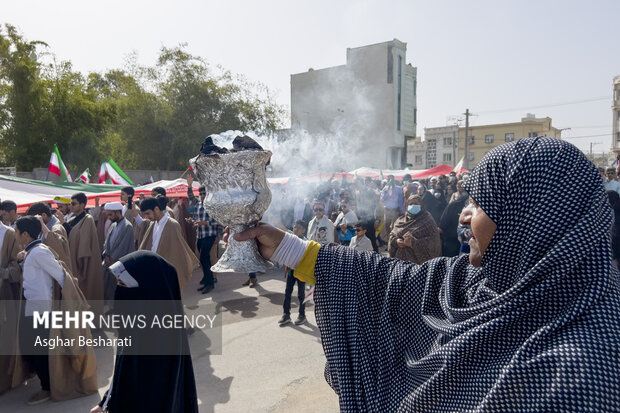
[{"xmin": 307, "ymin": 200, "xmax": 334, "ymax": 245}]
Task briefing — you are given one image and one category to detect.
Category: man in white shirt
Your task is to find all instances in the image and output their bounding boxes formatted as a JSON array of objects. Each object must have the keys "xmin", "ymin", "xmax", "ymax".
[
  {"xmin": 605, "ymin": 167, "xmax": 620, "ymax": 196},
  {"xmin": 15, "ymin": 216, "xmax": 65, "ymax": 405},
  {"xmin": 307, "ymin": 200, "xmax": 334, "ymax": 245},
  {"xmin": 138, "ymin": 196, "xmax": 198, "ymax": 295}
]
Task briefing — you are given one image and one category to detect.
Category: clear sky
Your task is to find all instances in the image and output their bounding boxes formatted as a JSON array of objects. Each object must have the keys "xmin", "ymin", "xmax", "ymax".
[{"xmin": 4, "ymin": 0, "xmax": 619, "ymax": 155}]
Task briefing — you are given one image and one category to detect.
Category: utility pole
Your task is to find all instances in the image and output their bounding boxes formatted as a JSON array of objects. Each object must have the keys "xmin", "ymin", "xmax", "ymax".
[
  {"xmin": 464, "ymin": 109, "xmax": 470, "ymax": 170},
  {"xmin": 452, "ymin": 128, "xmax": 456, "ymax": 167}
]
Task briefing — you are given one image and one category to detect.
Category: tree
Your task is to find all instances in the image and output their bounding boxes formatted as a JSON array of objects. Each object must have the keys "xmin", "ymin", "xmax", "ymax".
[
  {"xmin": 1, "ymin": 27, "xmax": 285, "ymax": 172},
  {"xmin": 0, "ymin": 24, "xmax": 49, "ymax": 169}
]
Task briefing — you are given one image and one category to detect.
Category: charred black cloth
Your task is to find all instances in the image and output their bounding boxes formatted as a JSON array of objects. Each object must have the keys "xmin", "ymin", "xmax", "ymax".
[
  {"xmin": 232, "ymin": 134, "xmax": 263, "ymax": 151},
  {"xmin": 200, "ymin": 136, "xmax": 229, "ymax": 155},
  {"xmin": 99, "ymin": 251, "xmax": 198, "ymax": 413}
]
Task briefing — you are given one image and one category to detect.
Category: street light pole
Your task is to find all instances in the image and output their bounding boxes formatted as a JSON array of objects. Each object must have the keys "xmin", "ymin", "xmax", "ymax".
[{"xmin": 464, "ymin": 109, "xmax": 470, "ymax": 170}]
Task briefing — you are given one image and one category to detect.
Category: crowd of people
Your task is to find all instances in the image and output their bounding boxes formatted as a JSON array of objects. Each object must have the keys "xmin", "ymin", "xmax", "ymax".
[
  {"xmin": 263, "ymin": 170, "xmax": 471, "ymax": 262},
  {"xmin": 1, "ymin": 140, "xmax": 620, "ymax": 410}
]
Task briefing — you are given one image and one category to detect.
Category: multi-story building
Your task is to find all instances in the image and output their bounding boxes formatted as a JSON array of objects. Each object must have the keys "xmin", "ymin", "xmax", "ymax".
[
  {"xmin": 291, "ymin": 39, "xmax": 417, "ymax": 169},
  {"xmin": 423, "ymin": 125, "xmax": 459, "ymax": 168},
  {"xmin": 406, "ymin": 136, "xmax": 427, "ymax": 169},
  {"xmin": 457, "ymin": 114, "xmax": 562, "ymax": 169},
  {"xmin": 613, "ymin": 76, "xmax": 620, "ymax": 157}
]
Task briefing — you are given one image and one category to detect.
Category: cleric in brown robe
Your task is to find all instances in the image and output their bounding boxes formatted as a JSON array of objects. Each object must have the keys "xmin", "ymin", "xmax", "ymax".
[
  {"xmin": 0, "ymin": 220, "xmax": 22, "ymax": 395},
  {"xmin": 60, "ymin": 193, "xmax": 103, "ymax": 314},
  {"xmin": 138, "ymin": 196, "xmax": 198, "ymax": 295},
  {"xmin": 27, "ymin": 202, "xmax": 72, "ymax": 272}
]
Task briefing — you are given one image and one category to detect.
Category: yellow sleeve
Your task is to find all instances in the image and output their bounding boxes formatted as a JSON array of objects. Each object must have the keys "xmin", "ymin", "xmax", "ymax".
[{"xmin": 293, "ymin": 241, "xmax": 321, "ymax": 285}]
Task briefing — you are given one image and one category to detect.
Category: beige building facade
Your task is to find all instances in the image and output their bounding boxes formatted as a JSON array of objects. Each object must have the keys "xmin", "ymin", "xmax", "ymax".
[
  {"xmin": 457, "ymin": 114, "xmax": 562, "ymax": 169},
  {"xmin": 424, "ymin": 125, "xmax": 459, "ymax": 168},
  {"xmin": 406, "ymin": 136, "xmax": 427, "ymax": 169}
]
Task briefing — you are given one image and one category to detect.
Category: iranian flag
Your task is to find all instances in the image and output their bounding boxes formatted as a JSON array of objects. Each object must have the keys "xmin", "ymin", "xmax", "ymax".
[
  {"xmin": 48, "ymin": 144, "xmax": 72, "ymax": 182},
  {"xmin": 98, "ymin": 158, "xmax": 133, "ymax": 186},
  {"xmin": 75, "ymin": 168, "xmax": 91, "ymax": 183},
  {"xmin": 453, "ymin": 156, "xmax": 465, "ymax": 173}
]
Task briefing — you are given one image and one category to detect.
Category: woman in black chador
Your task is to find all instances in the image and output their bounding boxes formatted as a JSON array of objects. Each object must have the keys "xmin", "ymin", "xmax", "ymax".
[{"xmin": 91, "ymin": 251, "xmax": 198, "ymax": 413}]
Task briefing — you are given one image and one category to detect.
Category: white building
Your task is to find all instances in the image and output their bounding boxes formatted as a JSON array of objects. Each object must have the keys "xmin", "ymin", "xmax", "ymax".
[
  {"xmin": 407, "ymin": 136, "xmax": 427, "ymax": 169},
  {"xmin": 423, "ymin": 125, "xmax": 459, "ymax": 168},
  {"xmin": 613, "ymin": 76, "xmax": 620, "ymax": 157},
  {"xmin": 291, "ymin": 39, "xmax": 417, "ymax": 169}
]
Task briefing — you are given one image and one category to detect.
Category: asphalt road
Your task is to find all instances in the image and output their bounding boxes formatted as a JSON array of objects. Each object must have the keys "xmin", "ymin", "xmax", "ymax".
[{"xmin": 0, "ymin": 266, "xmax": 340, "ymax": 412}]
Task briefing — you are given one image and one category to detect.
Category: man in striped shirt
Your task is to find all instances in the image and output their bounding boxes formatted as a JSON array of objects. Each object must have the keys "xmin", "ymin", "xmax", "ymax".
[{"xmin": 187, "ymin": 175, "xmax": 220, "ymax": 294}]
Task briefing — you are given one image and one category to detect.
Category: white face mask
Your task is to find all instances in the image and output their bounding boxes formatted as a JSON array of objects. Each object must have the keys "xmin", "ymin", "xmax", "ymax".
[{"xmin": 407, "ymin": 205, "xmax": 422, "ymax": 215}]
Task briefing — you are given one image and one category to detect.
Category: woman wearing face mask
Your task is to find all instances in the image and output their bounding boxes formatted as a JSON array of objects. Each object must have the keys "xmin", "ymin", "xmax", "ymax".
[
  {"xmin": 230, "ymin": 137, "xmax": 620, "ymax": 412},
  {"xmin": 387, "ymin": 195, "xmax": 441, "ymax": 264}
]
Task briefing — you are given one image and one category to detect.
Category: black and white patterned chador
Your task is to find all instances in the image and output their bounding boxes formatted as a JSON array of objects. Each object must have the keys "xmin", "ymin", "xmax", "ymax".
[{"xmin": 313, "ymin": 137, "xmax": 620, "ymax": 412}]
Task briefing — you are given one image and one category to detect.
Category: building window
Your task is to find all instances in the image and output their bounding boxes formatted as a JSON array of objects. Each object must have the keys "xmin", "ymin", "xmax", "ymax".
[
  {"xmin": 505, "ymin": 133, "xmax": 515, "ymax": 142},
  {"xmin": 617, "ymin": 132, "xmax": 620, "ymax": 142},
  {"xmin": 444, "ymin": 137, "xmax": 452, "ymax": 146},
  {"xmin": 443, "ymin": 153, "xmax": 452, "ymax": 162},
  {"xmin": 415, "ymin": 155, "xmax": 423, "ymax": 164},
  {"xmin": 468, "ymin": 152, "xmax": 475, "ymax": 161},
  {"xmin": 485, "ymin": 134, "xmax": 494, "ymax": 144},
  {"xmin": 468, "ymin": 136, "xmax": 475, "ymax": 145},
  {"xmin": 414, "ymin": 108, "xmax": 417, "ymax": 124},
  {"xmin": 528, "ymin": 132, "xmax": 538, "ymax": 138}
]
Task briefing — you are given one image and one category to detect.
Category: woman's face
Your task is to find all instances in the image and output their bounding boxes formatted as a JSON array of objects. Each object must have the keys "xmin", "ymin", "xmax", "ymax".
[
  {"xmin": 418, "ymin": 185, "xmax": 425, "ymax": 195},
  {"xmin": 459, "ymin": 198, "xmax": 497, "ymax": 267}
]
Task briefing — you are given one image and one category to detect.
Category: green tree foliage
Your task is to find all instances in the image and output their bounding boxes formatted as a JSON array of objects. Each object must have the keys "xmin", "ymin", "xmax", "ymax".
[
  {"xmin": 0, "ymin": 24, "xmax": 49, "ymax": 169},
  {"xmin": 0, "ymin": 26, "xmax": 285, "ymax": 172}
]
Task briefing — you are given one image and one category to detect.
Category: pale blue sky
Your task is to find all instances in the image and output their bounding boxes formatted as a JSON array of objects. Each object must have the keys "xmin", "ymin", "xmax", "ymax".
[{"xmin": 4, "ymin": 0, "xmax": 618, "ymax": 154}]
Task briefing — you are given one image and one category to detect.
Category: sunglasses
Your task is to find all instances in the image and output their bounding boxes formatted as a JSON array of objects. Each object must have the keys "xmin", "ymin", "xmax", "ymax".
[
  {"xmin": 313, "ymin": 208, "xmax": 324, "ymax": 212},
  {"xmin": 354, "ymin": 228, "xmax": 364, "ymax": 232}
]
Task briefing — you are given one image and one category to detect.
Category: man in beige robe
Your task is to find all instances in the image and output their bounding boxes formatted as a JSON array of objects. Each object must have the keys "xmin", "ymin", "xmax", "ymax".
[
  {"xmin": 59, "ymin": 193, "xmax": 103, "ymax": 314},
  {"xmin": 0, "ymin": 221, "xmax": 22, "ymax": 395},
  {"xmin": 27, "ymin": 202, "xmax": 72, "ymax": 273},
  {"xmin": 138, "ymin": 196, "xmax": 198, "ymax": 295}
]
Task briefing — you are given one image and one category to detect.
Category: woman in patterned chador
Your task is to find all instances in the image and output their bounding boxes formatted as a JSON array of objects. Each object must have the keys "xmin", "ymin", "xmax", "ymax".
[{"xmin": 235, "ymin": 137, "xmax": 620, "ymax": 411}]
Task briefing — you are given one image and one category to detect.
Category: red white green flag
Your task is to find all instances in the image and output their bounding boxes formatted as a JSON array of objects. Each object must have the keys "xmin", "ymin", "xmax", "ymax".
[
  {"xmin": 98, "ymin": 158, "xmax": 133, "ymax": 186},
  {"xmin": 48, "ymin": 144, "xmax": 72, "ymax": 182},
  {"xmin": 75, "ymin": 168, "xmax": 91, "ymax": 183}
]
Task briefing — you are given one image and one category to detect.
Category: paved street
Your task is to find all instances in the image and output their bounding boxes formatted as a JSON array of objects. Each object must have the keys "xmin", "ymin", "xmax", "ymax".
[{"xmin": 0, "ymin": 266, "xmax": 340, "ymax": 412}]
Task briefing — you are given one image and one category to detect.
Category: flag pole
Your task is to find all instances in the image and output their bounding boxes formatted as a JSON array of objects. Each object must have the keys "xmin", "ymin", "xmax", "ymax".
[{"xmin": 179, "ymin": 167, "xmax": 191, "ymax": 179}]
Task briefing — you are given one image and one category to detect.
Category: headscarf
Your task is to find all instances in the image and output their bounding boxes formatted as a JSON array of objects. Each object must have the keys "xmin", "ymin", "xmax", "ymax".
[
  {"xmin": 101, "ymin": 251, "xmax": 198, "ymax": 413},
  {"xmin": 313, "ymin": 137, "xmax": 620, "ymax": 411},
  {"xmin": 388, "ymin": 195, "xmax": 441, "ymax": 264}
]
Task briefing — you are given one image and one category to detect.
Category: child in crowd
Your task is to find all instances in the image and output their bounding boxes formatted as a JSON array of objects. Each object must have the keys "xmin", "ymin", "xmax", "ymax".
[
  {"xmin": 350, "ymin": 222, "xmax": 373, "ymax": 252},
  {"xmin": 279, "ymin": 220, "xmax": 308, "ymax": 326}
]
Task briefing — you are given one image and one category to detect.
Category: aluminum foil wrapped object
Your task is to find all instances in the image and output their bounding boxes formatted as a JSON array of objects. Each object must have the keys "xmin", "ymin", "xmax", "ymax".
[{"xmin": 189, "ymin": 150, "xmax": 273, "ymax": 273}]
